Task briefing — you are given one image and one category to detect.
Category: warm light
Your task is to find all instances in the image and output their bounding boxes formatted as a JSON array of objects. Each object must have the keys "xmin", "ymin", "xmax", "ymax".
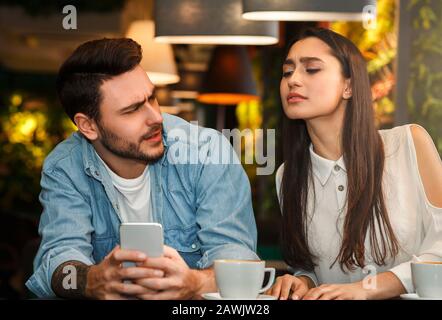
[
  {"xmin": 155, "ymin": 36, "xmax": 278, "ymax": 45},
  {"xmin": 197, "ymin": 93, "xmax": 259, "ymax": 105},
  {"xmin": 146, "ymin": 72, "xmax": 180, "ymax": 86},
  {"xmin": 126, "ymin": 20, "xmax": 179, "ymax": 85},
  {"xmin": 10, "ymin": 94, "xmax": 22, "ymax": 107},
  {"xmin": 19, "ymin": 117, "xmax": 37, "ymax": 136},
  {"xmin": 4, "ymin": 112, "xmax": 46, "ymax": 144},
  {"xmin": 197, "ymin": 46, "xmax": 260, "ymax": 105}
]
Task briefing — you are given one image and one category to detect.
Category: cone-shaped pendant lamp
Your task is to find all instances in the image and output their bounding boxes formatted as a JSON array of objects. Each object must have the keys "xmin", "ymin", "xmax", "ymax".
[{"xmin": 154, "ymin": 0, "xmax": 278, "ymax": 45}]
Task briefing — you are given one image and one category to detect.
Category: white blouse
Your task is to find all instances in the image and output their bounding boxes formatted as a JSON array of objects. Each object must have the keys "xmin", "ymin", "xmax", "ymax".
[{"xmin": 276, "ymin": 124, "xmax": 442, "ymax": 293}]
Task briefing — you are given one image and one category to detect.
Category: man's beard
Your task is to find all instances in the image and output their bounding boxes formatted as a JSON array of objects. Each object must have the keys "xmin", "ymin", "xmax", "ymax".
[{"xmin": 96, "ymin": 121, "xmax": 165, "ymax": 164}]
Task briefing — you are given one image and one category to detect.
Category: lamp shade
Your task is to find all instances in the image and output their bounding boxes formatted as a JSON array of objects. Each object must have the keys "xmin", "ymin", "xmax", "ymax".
[
  {"xmin": 170, "ymin": 65, "xmax": 205, "ymax": 99},
  {"xmin": 197, "ymin": 46, "xmax": 259, "ymax": 105},
  {"xmin": 242, "ymin": 0, "xmax": 376, "ymax": 21},
  {"xmin": 126, "ymin": 20, "xmax": 180, "ymax": 85},
  {"xmin": 154, "ymin": 0, "xmax": 278, "ymax": 45}
]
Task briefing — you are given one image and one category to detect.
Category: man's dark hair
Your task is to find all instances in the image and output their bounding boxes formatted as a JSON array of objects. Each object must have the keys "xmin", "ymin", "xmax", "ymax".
[{"xmin": 56, "ymin": 38, "xmax": 142, "ymax": 122}]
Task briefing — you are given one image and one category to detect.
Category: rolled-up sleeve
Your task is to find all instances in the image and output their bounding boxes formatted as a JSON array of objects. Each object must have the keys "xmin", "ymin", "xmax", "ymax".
[
  {"xmin": 25, "ymin": 168, "xmax": 95, "ymax": 298},
  {"xmin": 193, "ymin": 132, "xmax": 259, "ymax": 269}
]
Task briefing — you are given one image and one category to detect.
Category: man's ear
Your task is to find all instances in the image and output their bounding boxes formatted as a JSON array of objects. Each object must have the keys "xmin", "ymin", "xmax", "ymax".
[
  {"xmin": 74, "ymin": 113, "xmax": 99, "ymax": 141},
  {"xmin": 343, "ymin": 79, "xmax": 352, "ymax": 100}
]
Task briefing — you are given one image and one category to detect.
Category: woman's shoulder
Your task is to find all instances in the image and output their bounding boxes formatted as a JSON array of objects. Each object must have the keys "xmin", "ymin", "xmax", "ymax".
[
  {"xmin": 382, "ymin": 124, "xmax": 442, "ymax": 208},
  {"xmin": 378, "ymin": 124, "xmax": 410, "ymax": 141},
  {"xmin": 378, "ymin": 124, "xmax": 433, "ymax": 156},
  {"xmin": 378, "ymin": 123, "xmax": 436, "ymax": 152},
  {"xmin": 407, "ymin": 124, "xmax": 442, "ymax": 208}
]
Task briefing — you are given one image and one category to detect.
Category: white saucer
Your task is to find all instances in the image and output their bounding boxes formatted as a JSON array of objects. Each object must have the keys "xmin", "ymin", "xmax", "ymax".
[
  {"xmin": 202, "ymin": 292, "xmax": 277, "ymax": 300},
  {"xmin": 400, "ymin": 293, "xmax": 442, "ymax": 300}
]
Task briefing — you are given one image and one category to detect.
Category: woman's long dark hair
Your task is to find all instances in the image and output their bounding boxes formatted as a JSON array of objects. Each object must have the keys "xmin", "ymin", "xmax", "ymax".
[{"xmin": 280, "ymin": 28, "xmax": 399, "ymax": 272}]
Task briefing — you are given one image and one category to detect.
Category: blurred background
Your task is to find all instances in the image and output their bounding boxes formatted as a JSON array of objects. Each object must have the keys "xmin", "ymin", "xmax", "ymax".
[{"xmin": 0, "ymin": 0, "xmax": 441, "ymax": 298}]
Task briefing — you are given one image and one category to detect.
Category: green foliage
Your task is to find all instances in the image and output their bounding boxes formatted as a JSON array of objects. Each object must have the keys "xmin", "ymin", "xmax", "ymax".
[
  {"xmin": 407, "ymin": 0, "xmax": 442, "ymax": 156},
  {"xmin": 0, "ymin": 88, "xmax": 75, "ymax": 215}
]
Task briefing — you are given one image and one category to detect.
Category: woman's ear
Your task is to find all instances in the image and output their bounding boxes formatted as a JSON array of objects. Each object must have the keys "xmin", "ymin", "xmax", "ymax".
[
  {"xmin": 343, "ymin": 79, "xmax": 352, "ymax": 99},
  {"xmin": 74, "ymin": 113, "xmax": 99, "ymax": 141}
]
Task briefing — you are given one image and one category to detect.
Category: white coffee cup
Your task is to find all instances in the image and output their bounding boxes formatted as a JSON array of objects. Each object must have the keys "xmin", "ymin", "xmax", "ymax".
[
  {"xmin": 214, "ymin": 259, "xmax": 275, "ymax": 299},
  {"xmin": 411, "ymin": 261, "xmax": 442, "ymax": 299}
]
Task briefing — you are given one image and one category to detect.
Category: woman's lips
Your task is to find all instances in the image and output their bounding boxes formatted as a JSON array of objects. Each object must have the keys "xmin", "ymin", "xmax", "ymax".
[{"xmin": 287, "ymin": 93, "xmax": 307, "ymax": 103}]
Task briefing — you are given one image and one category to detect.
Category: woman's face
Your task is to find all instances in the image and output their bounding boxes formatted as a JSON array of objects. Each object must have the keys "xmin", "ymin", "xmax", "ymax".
[{"xmin": 280, "ymin": 37, "xmax": 352, "ymax": 120}]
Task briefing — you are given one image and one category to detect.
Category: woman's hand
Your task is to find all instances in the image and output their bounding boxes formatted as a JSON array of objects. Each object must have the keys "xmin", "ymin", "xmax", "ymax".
[
  {"xmin": 303, "ymin": 282, "xmax": 368, "ymax": 300},
  {"xmin": 265, "ymin": 274, "xmax": 313, "ymax": 300}
]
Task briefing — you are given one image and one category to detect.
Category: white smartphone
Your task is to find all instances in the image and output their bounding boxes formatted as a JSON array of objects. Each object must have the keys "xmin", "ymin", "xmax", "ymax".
[{"xmin": 119, "ymin": 222, "xmax": 164, "ymax": 268}]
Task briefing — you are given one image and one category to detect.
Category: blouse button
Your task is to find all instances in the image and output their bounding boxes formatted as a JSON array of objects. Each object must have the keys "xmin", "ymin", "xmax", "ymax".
[
  {"xmin": 334, "ymin": 165, "xmax": 340, "ymax": 171},
  {"xmin": 338, "ymin": 185, "xmax": 344, "ymax": 192}
]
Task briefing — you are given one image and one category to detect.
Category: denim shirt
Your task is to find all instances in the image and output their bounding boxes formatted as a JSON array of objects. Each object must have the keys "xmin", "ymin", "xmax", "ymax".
[{"xmin": 26, "ymin": 113, "xmax": 258, "ymax": 297}]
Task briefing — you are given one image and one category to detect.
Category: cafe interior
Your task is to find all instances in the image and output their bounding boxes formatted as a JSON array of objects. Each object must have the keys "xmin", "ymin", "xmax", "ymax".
[{"xmin": 0, "ymin": 0, "xmax": 441, "ymax": 299}]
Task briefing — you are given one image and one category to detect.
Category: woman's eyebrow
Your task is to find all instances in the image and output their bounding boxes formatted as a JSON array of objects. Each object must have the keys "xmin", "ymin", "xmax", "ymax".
[
  {"xmin": 283, "ymin": 58, "xmax": 295, "ymax": 66},
  {"xmin": 299, "ymin": 56, "xmax": 324, "ymax": 64},
  {"xmin": 283, "ymin": 56, "xmax": 324, "ymax": 66}
]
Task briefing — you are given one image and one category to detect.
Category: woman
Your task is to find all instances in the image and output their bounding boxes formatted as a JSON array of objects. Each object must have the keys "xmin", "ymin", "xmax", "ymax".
[{"xmin": 267, "ymin": 28, "xmax": 442, "ymax": 300}]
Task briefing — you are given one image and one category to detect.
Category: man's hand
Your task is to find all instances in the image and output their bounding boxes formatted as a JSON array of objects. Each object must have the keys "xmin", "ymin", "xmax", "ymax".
[
  {"xmin": 85, "ymin": 246, "xmax": 165, "ymax": 300},
  {"xmin": 134, "ymin": 245, "xmax": 216, "ymax": 300}
]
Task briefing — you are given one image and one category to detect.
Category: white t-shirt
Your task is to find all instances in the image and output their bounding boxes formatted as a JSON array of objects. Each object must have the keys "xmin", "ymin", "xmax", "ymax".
[
  {"xmin": 276, "ymin": 124, "xmax": 442, "ymax": 293},
  {"xmin": 96, "ymin": 152, "xmax": 153, "ymax": 223}
]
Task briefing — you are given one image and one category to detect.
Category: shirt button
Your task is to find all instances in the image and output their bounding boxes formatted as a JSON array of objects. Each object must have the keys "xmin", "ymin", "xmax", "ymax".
[
  {"xmin": 334, "ymin": 165, "xmax": 340, "ymax": 171},
  {"xmin": 338, "ymin": 185, "xmax": 344, "ymax": 191},
  {"xmin": 95, "ymin": 170, "xmax": 100, "ymax": 176},
  {"xmin": 191, "ymin": 244, "xmax": 197, "ymax": 249}
]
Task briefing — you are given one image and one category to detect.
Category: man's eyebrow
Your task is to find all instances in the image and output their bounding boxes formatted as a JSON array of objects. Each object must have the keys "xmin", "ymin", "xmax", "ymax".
[
  {"xmin": 119, "ymin": 98, "xmax": 146, "ymax": 114},
  {"xmin": 283, "ymin": 57, "xmax": 324, "ymax": 66}
]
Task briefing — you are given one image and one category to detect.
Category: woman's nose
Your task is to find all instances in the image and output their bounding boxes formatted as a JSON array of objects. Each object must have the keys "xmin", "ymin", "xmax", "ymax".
[{"xmin": 287, "ymin": 71, "xmax": 302, "ymax": 87}]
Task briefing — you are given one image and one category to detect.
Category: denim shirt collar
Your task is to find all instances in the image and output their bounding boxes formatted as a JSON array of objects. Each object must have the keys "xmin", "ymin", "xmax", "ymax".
[{"xmin": 78, "ymin": 128, "xmax": 170, "ymax": 225}]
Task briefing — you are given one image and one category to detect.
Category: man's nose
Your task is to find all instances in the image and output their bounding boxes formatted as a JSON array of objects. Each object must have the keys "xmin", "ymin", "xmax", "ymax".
[{"xmin": 145, "ymin": 105, "xmax": 163, "ymax": 126}]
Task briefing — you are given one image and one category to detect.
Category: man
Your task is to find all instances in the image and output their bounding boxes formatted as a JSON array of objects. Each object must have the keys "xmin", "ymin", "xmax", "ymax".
[{"xmin": 25, "ymin": 38, "xmax": 258, "ymax": 299}]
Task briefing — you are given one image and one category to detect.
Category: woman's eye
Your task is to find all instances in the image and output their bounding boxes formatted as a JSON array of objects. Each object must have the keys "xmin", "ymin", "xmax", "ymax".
[
  {"xmin": 282, "ymin": 70, "xmax": 293, "ymax": 78},
  {"xmin": 306, "ymin": 68, "xmax": 320, "ymax": 74}
]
